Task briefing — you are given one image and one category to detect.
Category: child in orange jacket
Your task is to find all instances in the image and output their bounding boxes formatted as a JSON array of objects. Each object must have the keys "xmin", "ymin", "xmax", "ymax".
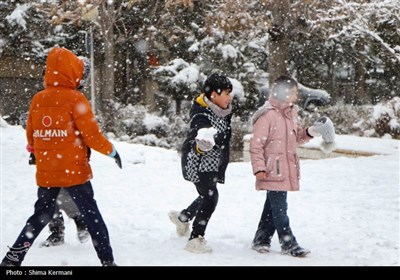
[{"xmin": 1, "ymin": 47, "xmax": 121, "ymax": 267}]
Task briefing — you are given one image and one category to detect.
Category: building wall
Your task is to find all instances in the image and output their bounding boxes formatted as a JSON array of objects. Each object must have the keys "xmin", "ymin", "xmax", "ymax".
[{"xmin": 0, "ymin": 56, "xmax": 43, "ymax": 122}]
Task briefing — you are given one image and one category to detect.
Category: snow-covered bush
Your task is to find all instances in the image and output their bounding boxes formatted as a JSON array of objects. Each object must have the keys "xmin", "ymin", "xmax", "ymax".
[
  {"xmin": 371, "ymin": 97, "xmax": 400, "ymax": 139},
  {"xmin": 110, "ymin": 104, "xmax": 188, "ymax": 149},
  {"xmin": 300, "ymin": 97, "xmax": 400, "ymax": 139},
  {"xmin": 108, "ymin": 97, "xmax": 400, "ymax": 155},
  {"xmin": 153, "ymin": 59, "xmax": 204, "ymax": 115},
  {"xmin": 300, "ymin": 101, "xmax": 373, "ymax": 136},
  {"xmin": 106, "ymin": 103, "xmax": 250, "ymax": 154}
]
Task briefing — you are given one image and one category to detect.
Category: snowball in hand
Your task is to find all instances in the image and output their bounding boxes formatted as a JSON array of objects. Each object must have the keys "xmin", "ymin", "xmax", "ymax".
[{"xmin": 196, "ymin": 127, "xmax": 218, "ymax": 145}]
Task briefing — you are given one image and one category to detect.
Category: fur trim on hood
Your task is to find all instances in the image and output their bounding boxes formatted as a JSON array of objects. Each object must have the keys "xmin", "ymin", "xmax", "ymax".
[
  {"xmin": 251, "ymin": 100, "xmax": 299, "ymax": 126},
  {"xmin": 251, "ymin": 101, "xmax": 274, "ymax": 126}
]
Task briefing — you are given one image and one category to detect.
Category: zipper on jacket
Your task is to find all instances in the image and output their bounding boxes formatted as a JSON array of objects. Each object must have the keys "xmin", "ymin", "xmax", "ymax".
[{"xmin": 283, "ymin": 113, "xmax": 293, "ymax": 189}]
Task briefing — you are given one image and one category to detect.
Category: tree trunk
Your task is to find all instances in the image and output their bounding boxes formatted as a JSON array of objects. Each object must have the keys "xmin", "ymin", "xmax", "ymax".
[
  {"xmin": 144, "ymin": 79, "xmax": 157, "ymax": 112},
  {"xmin": 176, "ymin": 99, "xmax": 182, "ymax": 116},
  {"xmin": 328, "ymin": 45, "xmax": 336, "ymax": 103},
  {"xmin": 354, "ymin": 38, "xmax": 366, "ymax": 105},
  {"xmin": 268, "ymin": 0, "xmax": 290, "ymax": 86},
  {"xmin": 98, "ymin": 2, "xmax": 115, "ymax": 130}
]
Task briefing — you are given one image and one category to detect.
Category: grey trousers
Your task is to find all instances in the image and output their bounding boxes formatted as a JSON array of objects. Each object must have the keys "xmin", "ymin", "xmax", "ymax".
[{"xmin": 49, "ymin": 188, "xmax": 81, "ymax": 229}]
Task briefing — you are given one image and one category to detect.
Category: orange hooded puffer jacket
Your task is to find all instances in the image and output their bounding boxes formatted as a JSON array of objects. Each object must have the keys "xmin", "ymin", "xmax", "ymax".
[{"xmin": 26, "ymin": 47, "xmax": 113, "ymax": 187}]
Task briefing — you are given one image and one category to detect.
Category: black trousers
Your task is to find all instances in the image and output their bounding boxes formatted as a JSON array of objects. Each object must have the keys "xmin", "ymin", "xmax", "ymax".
[
  {"xmin": 253, "ymin": 191, "xmax": 298, "ymax": 250},
  {"xmin": 181, "ymin": 173, "xmax": 219, "ymax": 239},
  {"xmin": 2, "ymin": 181, "xmax": 114, "ymax": 265}
]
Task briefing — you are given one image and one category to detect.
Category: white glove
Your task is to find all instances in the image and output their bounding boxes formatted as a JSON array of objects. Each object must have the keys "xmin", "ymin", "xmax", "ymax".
[
  {"xmin": 313, "ymin": 116, "xmax": 335, "ymax": 143},
  {"xmin": 196, "ymin": 138, "xmax": 214, "ymax": 152}
]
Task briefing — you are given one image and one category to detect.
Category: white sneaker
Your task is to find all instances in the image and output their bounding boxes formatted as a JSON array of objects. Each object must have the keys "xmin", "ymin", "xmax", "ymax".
[
  {"xmin": 184, "ymin": 236, "xmax": 213, "ymax": 254},
  {"xmin": 168, "ymin": 211, "xmax": 190, "ymax": 237}
]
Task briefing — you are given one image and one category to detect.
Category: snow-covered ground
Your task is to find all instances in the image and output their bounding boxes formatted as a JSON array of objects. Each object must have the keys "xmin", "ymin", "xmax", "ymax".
[{"xmin": 0, "ymin": 123, "xmax": 399, "ymax": 266}]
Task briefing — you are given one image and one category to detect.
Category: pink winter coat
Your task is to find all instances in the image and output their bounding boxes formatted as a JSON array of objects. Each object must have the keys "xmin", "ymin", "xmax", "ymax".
[{"xmin": 250, "ymin": 98, "xmax": 312, "ymax": 191}]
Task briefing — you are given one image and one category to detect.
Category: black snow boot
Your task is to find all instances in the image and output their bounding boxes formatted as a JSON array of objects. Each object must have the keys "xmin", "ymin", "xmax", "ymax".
[
  {"xmin": 281, "ymin": 245, "xmax": 310, "ymax": 257},
  {"xmin": 102, "ymin": 261, "xmax": 117, "ymax": 267},
  {"xmin": 0, "ymin": 258, "xmax": 19, "ymax": 267},
  {"xmin": 1, "ymin": 244, "xmax": 30, "ymax": 266},
  {"xmin": 44, "ymin": 225, "xmax": 65, "ymax": 247}
]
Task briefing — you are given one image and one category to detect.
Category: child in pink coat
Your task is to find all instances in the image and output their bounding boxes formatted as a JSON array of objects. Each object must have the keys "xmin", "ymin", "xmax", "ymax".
[{"xmin": 250, "ymin": 75, "xmax": 315, "ymax": 257}]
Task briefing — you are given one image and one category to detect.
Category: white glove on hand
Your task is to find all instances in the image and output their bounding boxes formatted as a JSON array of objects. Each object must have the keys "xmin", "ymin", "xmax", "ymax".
[
  {"xmin": 310, "ymin": 116, "xmax": 336, "ymax": 154},
  {"xmin": 196, "ymin": 138, "xmax": 214, "ymax": 152},
  {"xmin": 313, "ymin": 116, "xmax": 335, "ymax": 143}
]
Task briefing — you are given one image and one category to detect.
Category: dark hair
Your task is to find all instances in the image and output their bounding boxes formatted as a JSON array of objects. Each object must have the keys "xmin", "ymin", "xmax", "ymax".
[
  {"xmin": 271, "ymin": 75, "xmax": 298, "ymax": 101},
  {"xmin": 204, "ymin": 73, "xmax": 232, "ymax": 98}
]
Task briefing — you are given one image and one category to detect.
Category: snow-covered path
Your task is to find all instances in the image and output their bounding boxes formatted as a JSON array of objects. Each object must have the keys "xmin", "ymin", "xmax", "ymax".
[{"xmin": 1, "ymin": 124, "xmax": 399, "ymax": 266}]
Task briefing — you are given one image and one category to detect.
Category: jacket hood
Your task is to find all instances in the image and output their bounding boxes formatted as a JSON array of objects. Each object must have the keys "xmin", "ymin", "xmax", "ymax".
[
  {"xmin": 251, "ymin": 98, "xmax": 298, "ymax": 125},
  {"xmin": 44, "ymin": 47, "xmax": 84, "ymax": 89},
  {"xmin": 196, "ymin": 94, "xmax": 208, "ymax": 108},
  {"xmin": 251, "ymin": 101, "xmax": 274, "ymax": 125}
]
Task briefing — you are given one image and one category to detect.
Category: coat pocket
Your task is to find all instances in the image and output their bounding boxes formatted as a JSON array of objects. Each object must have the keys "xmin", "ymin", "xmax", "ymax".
[
  {"xmin": 265, "ymin": 154, "xmax": 284, "ymax": 182},
  {"xmin": 294, "ymin": 153, "xmax": 301, "ymax": 180}
]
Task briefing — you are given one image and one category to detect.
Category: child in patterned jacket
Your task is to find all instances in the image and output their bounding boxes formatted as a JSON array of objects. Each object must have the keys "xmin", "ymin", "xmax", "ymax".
[{"xmin": 169, "ymin": 73, "xmax": 233, "ymax": 253}]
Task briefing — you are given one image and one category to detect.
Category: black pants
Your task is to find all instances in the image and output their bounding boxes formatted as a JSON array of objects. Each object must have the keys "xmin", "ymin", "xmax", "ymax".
[
  {"xmin": 253, "ymin": 191, "xmax": 297, "ymax": 250},
  {"xmin": 2, "ymin": 181, "xmax": 114, "ymax": 265},
  {"xmin": 181, "ymin": 174, "xmax": 219, "ymax": 239}
]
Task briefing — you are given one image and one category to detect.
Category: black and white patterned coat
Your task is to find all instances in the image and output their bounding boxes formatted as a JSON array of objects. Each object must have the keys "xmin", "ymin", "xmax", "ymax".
[{"xmin": 181, "ymin": 96, "xmax": 232, "ymax": 184}]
